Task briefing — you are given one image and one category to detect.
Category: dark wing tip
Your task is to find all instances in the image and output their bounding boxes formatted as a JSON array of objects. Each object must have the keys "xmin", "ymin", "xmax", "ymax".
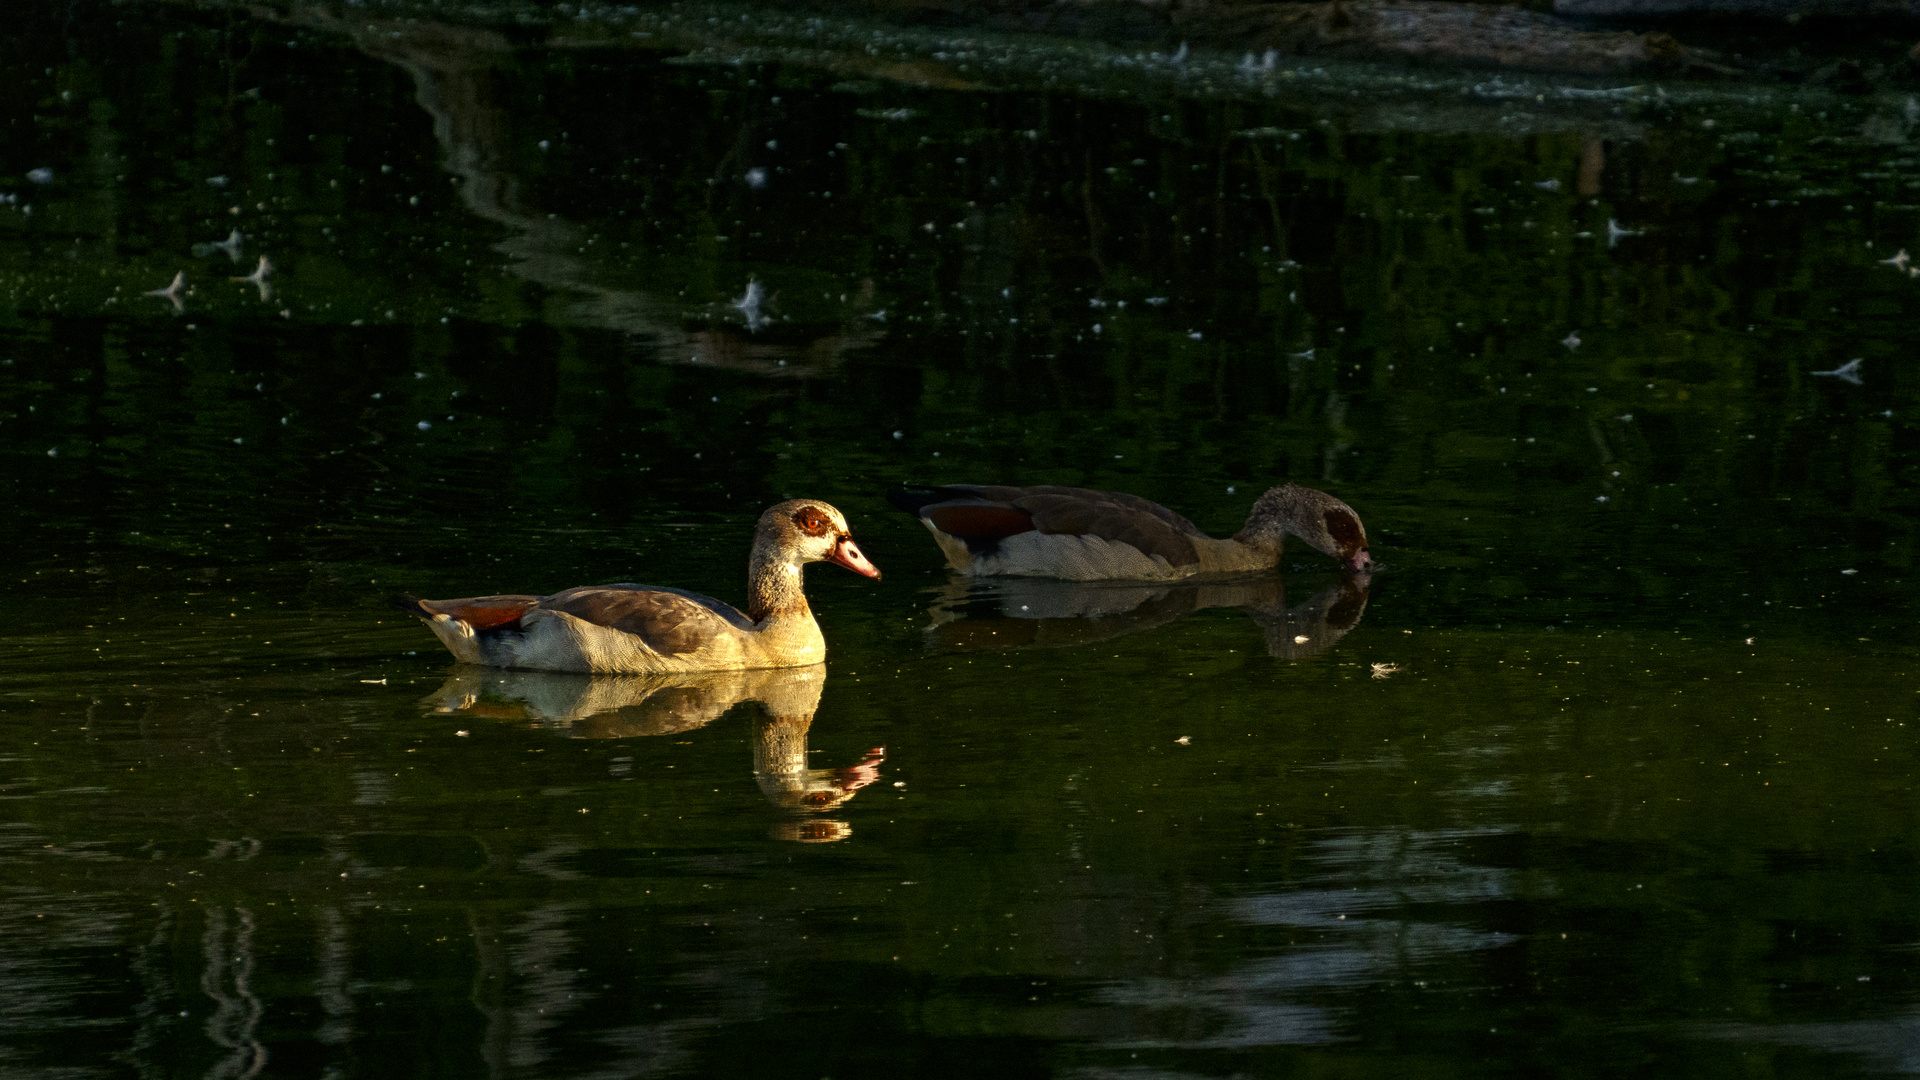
[
  {"xmin": 884, "ymin": 487, "xmax": 943, "ymax": 515},
  {"xmin": 884, "ymin": 484, "xmax": 986, "ymax": 516}
]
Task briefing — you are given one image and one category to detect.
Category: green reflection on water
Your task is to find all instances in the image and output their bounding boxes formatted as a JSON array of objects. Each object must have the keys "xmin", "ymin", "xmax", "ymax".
[{"xmin": 2, "ymin": 1, "xmax": 1919, "ymax": 1077}]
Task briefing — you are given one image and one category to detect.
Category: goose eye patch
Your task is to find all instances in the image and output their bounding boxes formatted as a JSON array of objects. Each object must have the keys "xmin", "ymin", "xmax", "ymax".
[
  {"xmin": 1324, "ymin": 509, "xmax": 1365, "ymax": 553},
  {"xmin": 793, "ymin": 507, "xmax": 831, "ymax": 535}
]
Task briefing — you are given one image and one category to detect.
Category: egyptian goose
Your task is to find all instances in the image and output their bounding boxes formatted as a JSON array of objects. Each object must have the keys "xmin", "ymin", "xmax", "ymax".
[
  {"xmin": 396, "ymin": 500, "xmax": 879, "ymax": 674},
  {"xmin": 886, "ymin": 483, "xmax": 1371, "ymax": 580}
]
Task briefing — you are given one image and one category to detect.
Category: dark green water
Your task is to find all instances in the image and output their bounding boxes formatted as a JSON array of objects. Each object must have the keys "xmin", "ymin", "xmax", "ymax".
[{"xmin": 4, "ymin": 1, "xmax": 1920, "ymax": 1076}]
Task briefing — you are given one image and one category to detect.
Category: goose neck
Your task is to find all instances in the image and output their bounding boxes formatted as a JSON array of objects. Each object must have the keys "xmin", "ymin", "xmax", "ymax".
[{"xmin": 747, "ymin": 545, "xmax": 812, "ymax": 625}]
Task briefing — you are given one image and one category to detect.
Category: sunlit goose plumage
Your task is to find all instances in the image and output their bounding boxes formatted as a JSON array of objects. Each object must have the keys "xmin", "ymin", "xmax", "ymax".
[
  {"xmin": 886, "ymin": 483, "xmax": 1371, "ymax": 580},
  {"xmin": 396, "ymin": 500, "xmax": 879, "ymax": 674}
]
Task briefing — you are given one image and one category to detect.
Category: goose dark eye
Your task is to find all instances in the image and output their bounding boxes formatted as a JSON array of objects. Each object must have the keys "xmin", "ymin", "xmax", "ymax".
[{"xmin": 793, "ymin": 507, "xmax": 830, "ymax": 535}]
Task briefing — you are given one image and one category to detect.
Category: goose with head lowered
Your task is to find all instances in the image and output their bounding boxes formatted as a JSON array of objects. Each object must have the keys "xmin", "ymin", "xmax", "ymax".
[
  {"xmin": 395, "ymin": 500, "xmax": 879, "ymax": 674},
  {"xmin": 885, "ymin": 483, "xmax": 1371, "ymax": 580}
]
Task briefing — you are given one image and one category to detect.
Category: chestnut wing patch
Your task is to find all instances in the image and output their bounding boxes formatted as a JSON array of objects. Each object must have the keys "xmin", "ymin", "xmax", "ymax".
[
  {"xmin": 925, "ymin": 504, "xmax": 1037, "ymax": 554},
  {"xmin": 416, "ymin": 595, "xmax": 540, "ymax": 632},
  {"xmin": 897, "ymin": 484, "xmax": 1205, "ymax": 565},
  {"xmin": 539, "ymin": 585, "xmax": 750, "ymax": 656}
]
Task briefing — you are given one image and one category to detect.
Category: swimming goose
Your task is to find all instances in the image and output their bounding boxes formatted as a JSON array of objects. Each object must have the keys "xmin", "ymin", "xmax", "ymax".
[
  {"xmin": 396, "ymin": 500, "xmax": 879, "ymax": 674},
  {"xmin": 886, "ymin": 483, "xmax": 1370, "ymax": 580}
]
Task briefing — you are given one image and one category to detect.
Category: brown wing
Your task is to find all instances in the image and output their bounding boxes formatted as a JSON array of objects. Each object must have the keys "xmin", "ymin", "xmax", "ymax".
[
  {"xmin": 904, "ymin": 484, "xmax": 1204, "ymax": 566},
  {"xmin": 1015, "ymin": 486, "xmax": 1207, "ymax": 538},
  {"xmin": 537, "ymin": 585, "xmax": 750, "ymax": 656},
  {"xmin": 1012, "ymin": 488, "xmax": 1202, "ymax": 568},
  {"xmin": 412, "ymin": 595, "xmax": 541, "ymax": 632}
]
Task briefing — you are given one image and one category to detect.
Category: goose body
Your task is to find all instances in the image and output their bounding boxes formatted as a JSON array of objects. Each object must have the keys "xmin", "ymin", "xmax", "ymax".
[
  {"xmin": 397, "ymin": 500, "xmax": 879, "ymax": 674},
  {"xmin": 886, "ymin": 483, "xmax": 1370, "ymax": 581}
]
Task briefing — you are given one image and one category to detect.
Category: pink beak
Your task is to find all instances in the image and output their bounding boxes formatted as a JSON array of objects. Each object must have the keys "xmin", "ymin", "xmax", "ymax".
[
  {"xmin": 827, "ymin": 536, "xmax": 881, "ymax": 579},
  {"xmin": 1347, "ymin": 549, "xmax": 1374, "ymax": 573}
]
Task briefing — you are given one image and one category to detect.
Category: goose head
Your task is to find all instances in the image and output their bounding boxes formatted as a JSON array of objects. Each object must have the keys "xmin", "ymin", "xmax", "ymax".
[
  {"xmin": 756, "ymin": 499, "xmax": 881, "ymax": 578},
  {"xmin": 1237, "ymin": 484, "xmax": 1373, "ymax": 572}
]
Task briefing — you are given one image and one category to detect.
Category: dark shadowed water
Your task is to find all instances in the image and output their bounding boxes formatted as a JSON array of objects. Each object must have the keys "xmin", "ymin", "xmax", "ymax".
[{"xmin": 4, "ymin": 1, "xmax": 1920, "ymax": 1076}]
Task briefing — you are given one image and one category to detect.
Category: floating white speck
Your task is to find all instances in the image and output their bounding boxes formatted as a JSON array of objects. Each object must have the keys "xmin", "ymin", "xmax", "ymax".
[
  {"xmin": 745, "ymin": 167, "xmax": 768, "ymax": 189},
  {"xmin": 1811, "ymin": 358, "xmax": 1863, "ymax": 385},
  {"xmin": 732, "ymin": 278, "xmax": 767, "ymax": 331},
  {"xmin": 27, "ymin": 168, "xmax": 53, "ymax": 184},
  {"xmin": 417, "ymin": 421, "xmax": 432, "ymax": 431},
  {"xmin": 232, "ymin": 256, "xmax": 272, "ymax": 301},
  {"xmin": 1842, "ymin": 569, "xmax": 1858, "ymax": 575},
  {"xmin": 145, "ymin": 271, "xmax": 187, "ymax": 312}
]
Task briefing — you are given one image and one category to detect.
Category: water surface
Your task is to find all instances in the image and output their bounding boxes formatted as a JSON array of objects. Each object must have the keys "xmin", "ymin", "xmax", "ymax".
[{"xmin": 3, "ymin": 2, "xmax": 1920, "ymax": 1076}]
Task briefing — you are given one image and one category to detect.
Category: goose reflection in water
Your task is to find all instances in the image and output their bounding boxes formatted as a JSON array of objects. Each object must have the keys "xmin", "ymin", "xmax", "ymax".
[
  {"xmin": 922, "ymin": 573, "xmax": 1371, "ymax": 659},
  {"xmin": 420, "ymin": 664, "xmax": 884, "ymax": 842}
]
